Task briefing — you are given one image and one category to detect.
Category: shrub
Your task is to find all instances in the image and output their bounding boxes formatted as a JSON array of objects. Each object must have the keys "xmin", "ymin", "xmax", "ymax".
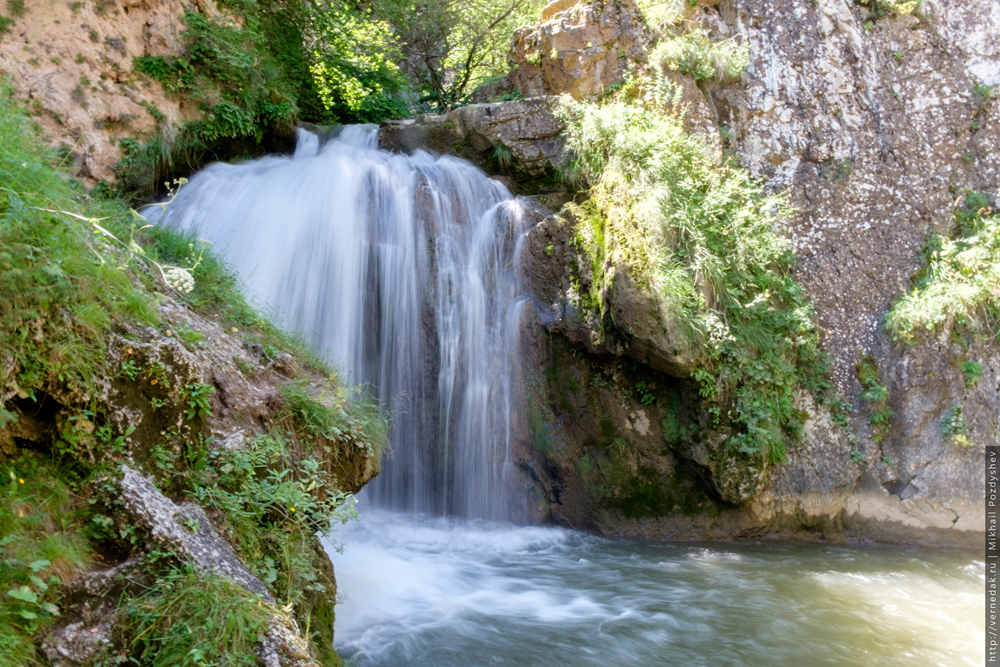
[
  {"xmin": 941, "ymin": 404, "xmax": 972, "ymax": 447},
  {"xmin": 556, "ymin": 79, "xmax": 830, "ymax": 466},
  {"xmin": 886, "ymin": 192, "xmax": 1000, "ymax": 342},
  {"xmin": 651, "ymin": 27, "xmax": 748, "ymax": 84}
]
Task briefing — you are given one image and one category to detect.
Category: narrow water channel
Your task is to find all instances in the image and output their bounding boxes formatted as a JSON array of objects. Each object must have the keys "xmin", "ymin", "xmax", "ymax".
[{"xmin": 328, "ymin": 510, "xmax": 982, "ymax": 667}]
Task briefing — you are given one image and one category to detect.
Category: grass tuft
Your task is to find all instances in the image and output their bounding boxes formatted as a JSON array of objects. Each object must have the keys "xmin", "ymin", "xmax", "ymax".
[
  {"xmin": 118, "ymin": 565, "xmax": 274, "ymax": 667},
  {"xmin": 886, "ymin": 191, "xmax": 1000, "ymax": 342}
]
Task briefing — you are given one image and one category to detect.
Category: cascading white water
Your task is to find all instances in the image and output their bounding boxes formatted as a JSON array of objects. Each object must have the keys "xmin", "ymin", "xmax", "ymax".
[{"xmin": 149, "ymin": 127, "xmax": 528, "ymax": 521}]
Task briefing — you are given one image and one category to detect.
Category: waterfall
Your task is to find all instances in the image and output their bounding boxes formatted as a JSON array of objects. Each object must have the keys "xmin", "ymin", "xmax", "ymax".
[{"xmin": 150, "ymin": 127, "xmax": 529, "ymax": 521}]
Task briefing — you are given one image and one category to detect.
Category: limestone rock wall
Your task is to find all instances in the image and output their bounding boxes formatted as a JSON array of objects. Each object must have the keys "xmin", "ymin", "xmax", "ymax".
[
  {"xmin": 0, "ymin": 0, "xmax": 205, "ymax": 184},
  {"xmin": 494, "ymin": 0, "xmax": 996, "ymax": 547}
]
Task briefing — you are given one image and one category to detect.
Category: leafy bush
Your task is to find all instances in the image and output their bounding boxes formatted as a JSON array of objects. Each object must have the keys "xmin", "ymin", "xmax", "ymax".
[
  {"xmin": 557, "ymin": 79, "xmax": 830, "ymax": 466},
  {"xmin": 651, "ymin": 27, "xmax": 749, "ymax": 84},
  {"xmin": 886, "ymin": 192, "xmax": 1000, "ymax": 342}
]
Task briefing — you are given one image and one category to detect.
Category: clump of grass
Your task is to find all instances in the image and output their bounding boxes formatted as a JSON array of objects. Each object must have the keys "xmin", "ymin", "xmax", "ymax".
[
  {"xmin": 0, "ymin": 459, "xmax": 92, "ymax": 666},
  {"xmin": 118, "ymin": 565, "xmax": 274, "ymax": 667},
  {"xmin": 886, "ymin": 191, "xmax": 1000, "ymax": 342},
  {"xmin": 556, "ymin": 76, "xmax": 830, "ymax": 468},
  {"xmin": 651, "ymin": 27, "xmax": 749, "ymax": 84}
]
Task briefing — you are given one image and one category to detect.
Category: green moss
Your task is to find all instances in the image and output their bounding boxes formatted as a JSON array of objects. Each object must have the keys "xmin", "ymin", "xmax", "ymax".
[
  {"xmin": 528, "ymin": 404, "xmax": 553, "ymax": 454},
  {"xmin": 609, "ymin": 464, "xmax": 717, "ymax": 519}
]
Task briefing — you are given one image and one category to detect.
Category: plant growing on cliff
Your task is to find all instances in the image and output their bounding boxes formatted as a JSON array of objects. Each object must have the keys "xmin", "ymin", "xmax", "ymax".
[
  {"xmin": 556, "ymin": 79, "xmax": 831, "ymax": 467},
  {"xmin": 651, "ymin": 26, "xmax": 749, "ymax": 84},
  {"xmin": 886, "ymin": 191, "xmax": 1000, "ymax": 342},
  {"xmin": 941, "ymin": 404, "xmax": 971, "ymax": 447},
  {"xmin": 856, "ymin": 356, "xmax": 891, "ymax": 443}
]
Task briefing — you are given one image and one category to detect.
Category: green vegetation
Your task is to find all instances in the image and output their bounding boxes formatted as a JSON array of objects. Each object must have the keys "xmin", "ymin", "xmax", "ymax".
[
  {"xmin": 120, "ymin": 0, "xmax": 548, "ymax": 192},
  {"xmin": 651, "ymin": 28, "xmax": 748, "ymax": 84},
  {"xmin": 961, "ymin": 360, "xmax": 983, "ymax": 386},
  {"xmin": 122, "ymin": 1, "xmax": 312, "ymax": 195},
  {"xmin": 1, "ymin": 464, "xmax": 91, "ymax": 665},
  {"xmin": 856, "ymin": 356, "xmax": 891, "ymax": 443},
  {"xmin": 636, "ymin": 1, "xmax": 748, "ymax": 84},
  {"xmin": 0, "ymin": 90, "xmax": 384, "ymax": 664},
  {"xmin": 0, "ymin": 90, "xmax": 159, "ymax": 398},
  {"xmin": 373, "ymin": 0, "xmax": 546, "ymax": 111},
  {"xmin": 886, "ymin": 192, "xmax": 999, "ymax": 342},
  {"xmin": 941, "ymin": 404, "xmax": 971, "ymax": 447},
  {"xmin": 855, "ymin": 0, "xmax": 921, "ymax": 28},
  {"xmin": 557, "ymin": 78, "xmax": 830, "ymax": 467},
  {"xmin": 118, "ymin": 563, "xmax": 275, "ymax": 667}
]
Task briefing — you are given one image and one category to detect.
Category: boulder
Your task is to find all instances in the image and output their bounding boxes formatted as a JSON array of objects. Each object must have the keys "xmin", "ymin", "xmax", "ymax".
[
  {"xmin": 509, "ymin": 0, "xmax": 651, "ymax": 101},
  {"xmin": 380, "ymin": 97, "xmax": 566, "ymax": 183},
  {"xmin": 118, "ymin": 465, "xmax": 274, "ymax": 600}
]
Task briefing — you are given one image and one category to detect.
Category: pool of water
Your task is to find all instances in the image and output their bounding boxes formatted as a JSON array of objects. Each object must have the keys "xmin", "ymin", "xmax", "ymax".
[{"xmin": 326, "ymin": 510, "xmax": 983, "ymax": 666}]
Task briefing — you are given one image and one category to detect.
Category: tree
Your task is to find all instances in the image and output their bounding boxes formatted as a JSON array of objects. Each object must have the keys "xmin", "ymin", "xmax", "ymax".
[
  {"xmin": 306, "ymin": 1, "xmax": 410, "ymax": 122},
  {"xmin": 374, "ymin": 0, "xmax": 545, "ymax": 112}
]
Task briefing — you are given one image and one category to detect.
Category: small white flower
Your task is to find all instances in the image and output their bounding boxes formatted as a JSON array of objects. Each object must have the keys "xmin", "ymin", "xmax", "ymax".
[{"xmin": 164, "ymin": 267, "xmax": 195, "ymax": 294}]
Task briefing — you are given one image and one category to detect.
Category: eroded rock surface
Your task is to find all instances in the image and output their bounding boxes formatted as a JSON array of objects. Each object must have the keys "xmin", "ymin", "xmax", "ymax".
[
  {"xmin": 118, "ymin": 465, "xmax": 273, "ymax": 599},
  {"xmin": 0, "ymin": 0, "xmax": 205, "ymax": 184},
  {"xmin": 501, "ymin": 0, "xmax": 996, "ymax": 547},
  {"xmin": 510, "ymin": 0, "xmax": 650, "ymax": 100}
]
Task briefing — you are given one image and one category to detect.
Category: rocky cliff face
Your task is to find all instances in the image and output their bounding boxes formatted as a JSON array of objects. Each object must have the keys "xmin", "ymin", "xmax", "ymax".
[
  {"xmin": 0, "ymin": 0, "xmax": 203, "ymax": 184},
  {"xmin": 384, "ymin": 0, "xmax": 995, "ymax": 547}
]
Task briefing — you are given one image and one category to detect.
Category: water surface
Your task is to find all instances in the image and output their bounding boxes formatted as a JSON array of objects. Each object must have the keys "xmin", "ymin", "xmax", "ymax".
[{"xmin": 329, "ymin": 510, "xmax": 982, "ymax": 666}]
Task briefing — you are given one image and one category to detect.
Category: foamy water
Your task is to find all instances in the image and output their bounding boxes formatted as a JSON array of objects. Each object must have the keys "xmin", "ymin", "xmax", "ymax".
[{"xmin": 328, "ymin": 510, "xmax": 983, "ymax": 666}]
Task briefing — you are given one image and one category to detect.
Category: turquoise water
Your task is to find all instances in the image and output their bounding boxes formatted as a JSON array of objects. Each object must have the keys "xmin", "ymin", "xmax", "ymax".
[{"xmin": 328, "ymin": 510, "xmax": 983, "ymax": 667}]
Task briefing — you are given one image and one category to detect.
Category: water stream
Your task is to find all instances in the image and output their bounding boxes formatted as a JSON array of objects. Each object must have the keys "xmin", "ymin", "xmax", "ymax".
[
  {"xmin": 328, "ymin": 511, "xmax": 983, "ymax": 666},
  {"xmin": 153, "ymin": 130, "xmax": 983, "ymax": 665}
]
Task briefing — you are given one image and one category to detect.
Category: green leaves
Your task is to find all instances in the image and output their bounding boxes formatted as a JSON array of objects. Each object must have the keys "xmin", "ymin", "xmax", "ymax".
[
  {"xmin": 559, "ymin": 86, "xmax": 831, "ymax": 470},
  {"xmin": 7, "ymin": 586, "xmax": 37, "ymax": 603},
  {"xmin": 184, "ymin": 382, "xmax": 216, "ymax": 421}
]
